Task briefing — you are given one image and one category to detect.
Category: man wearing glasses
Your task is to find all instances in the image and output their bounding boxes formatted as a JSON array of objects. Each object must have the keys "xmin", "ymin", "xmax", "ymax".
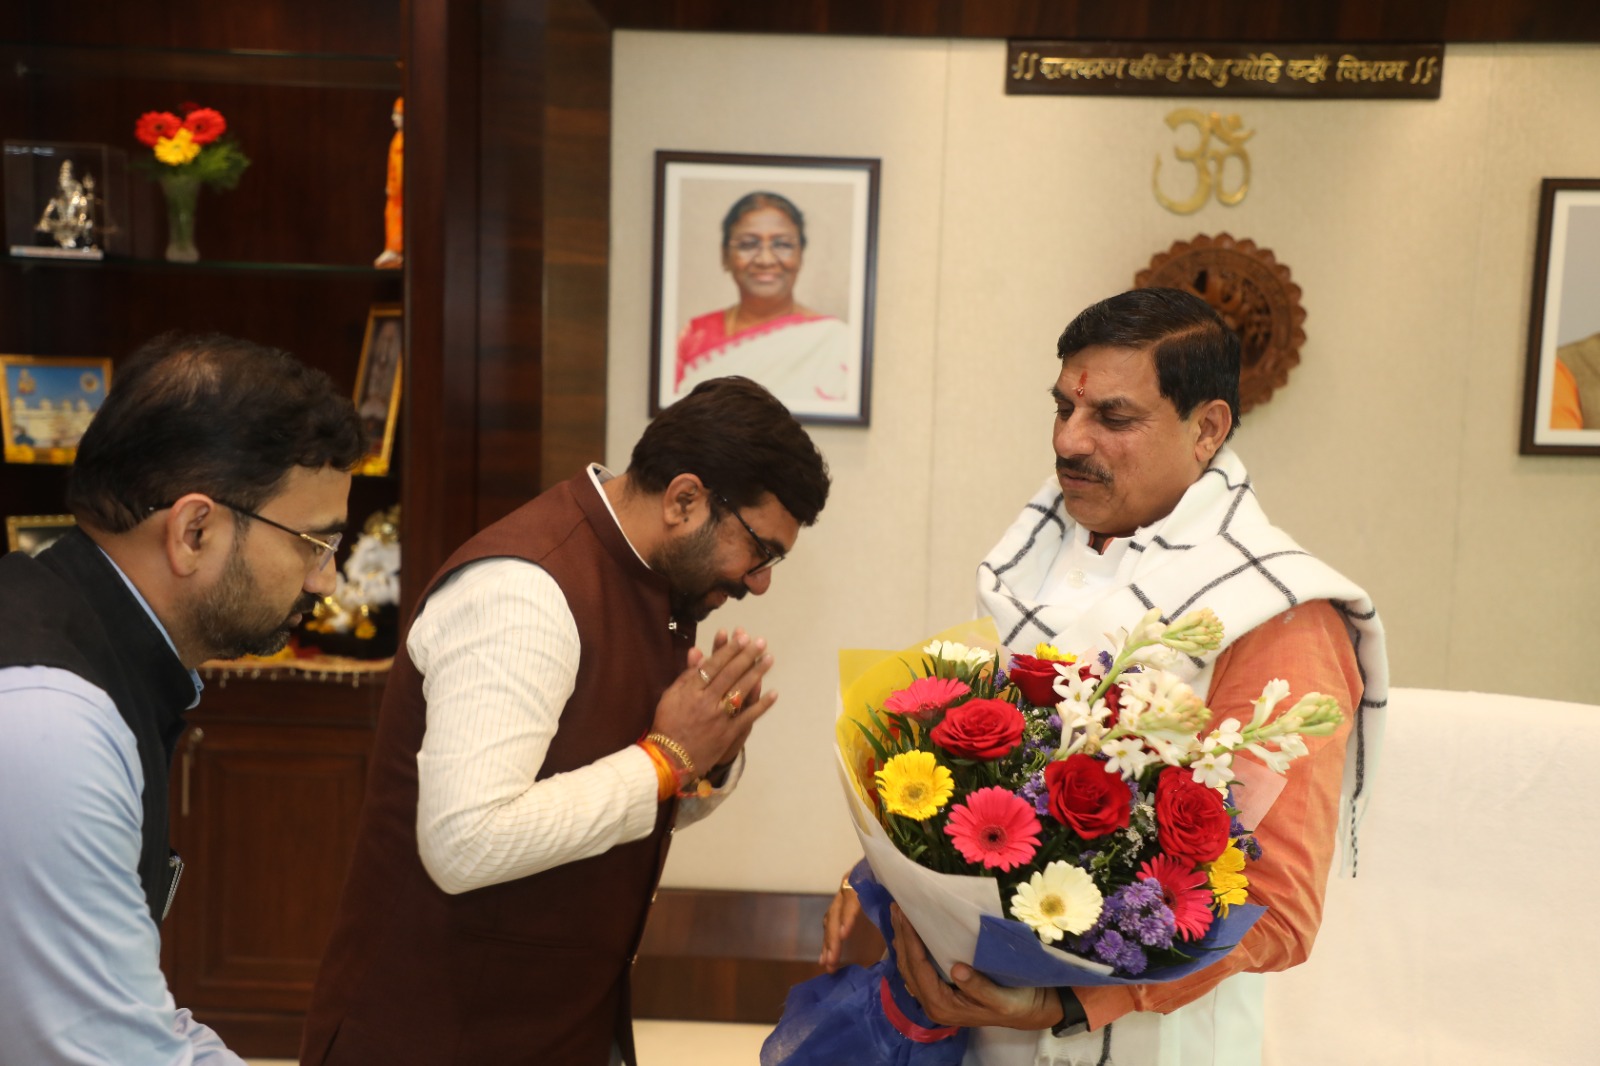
[
  {"xmin": 0, "ymin": 333, "xmax": 363, "ymax": 1066},
  {"xmin": 303, "ymin": 374, "xmax": 831, "ymax": 1066}
]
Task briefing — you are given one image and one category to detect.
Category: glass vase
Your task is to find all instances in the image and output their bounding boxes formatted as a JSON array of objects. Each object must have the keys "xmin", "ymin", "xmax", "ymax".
[{"xmin": 159, "ymin": 173, "xmax": 201, "ymax": 263}]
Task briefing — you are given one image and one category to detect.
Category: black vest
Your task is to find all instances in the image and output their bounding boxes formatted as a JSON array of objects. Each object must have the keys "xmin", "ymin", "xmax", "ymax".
[{"xmin": 0, "ymin": 529, "xmax": 197, "ymax": 924}]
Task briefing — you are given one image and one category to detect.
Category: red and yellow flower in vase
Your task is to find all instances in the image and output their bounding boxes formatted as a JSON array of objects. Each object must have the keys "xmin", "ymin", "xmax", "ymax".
[{"xmin": 134, "ymin": 104, "xmax": 250, "ymax": 262}]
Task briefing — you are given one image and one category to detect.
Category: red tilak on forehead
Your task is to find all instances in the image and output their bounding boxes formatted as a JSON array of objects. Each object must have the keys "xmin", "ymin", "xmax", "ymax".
[{"xmin": 1075, "ymin": 371, "xmax": 1086, "ymax": 397}]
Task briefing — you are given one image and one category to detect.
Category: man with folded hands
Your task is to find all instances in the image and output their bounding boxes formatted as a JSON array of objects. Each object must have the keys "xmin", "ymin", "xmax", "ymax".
[{"xmin": 302, "ymin": 375, "xmax": 830, "ymax": 1066}]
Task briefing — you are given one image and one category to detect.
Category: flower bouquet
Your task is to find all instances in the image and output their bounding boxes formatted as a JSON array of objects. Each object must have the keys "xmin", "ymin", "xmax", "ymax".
[
  {"xmin": 763, "ymin": 612, "xmax": 1343, "ymax": 1066},
  {"xmin": 133, "ymin": 104, "xmax": 250, "ymax": 261}
]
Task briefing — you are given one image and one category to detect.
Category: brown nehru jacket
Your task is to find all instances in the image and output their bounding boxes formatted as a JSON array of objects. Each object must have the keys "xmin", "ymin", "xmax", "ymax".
[{"xmin": 301, "ymin": 472, "xmax": 693, "ymax": 1065}]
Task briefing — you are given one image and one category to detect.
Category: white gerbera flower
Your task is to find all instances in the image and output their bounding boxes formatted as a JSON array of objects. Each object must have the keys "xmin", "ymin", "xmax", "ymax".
[{"xmin": 1010, "ymin": 861, "xmax": 1103, "ymax": 943}]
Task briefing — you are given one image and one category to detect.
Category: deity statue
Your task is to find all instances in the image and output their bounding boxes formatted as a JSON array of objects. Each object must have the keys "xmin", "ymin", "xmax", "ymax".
[
  {"xmin": 35, "ymin": 160, "xmax": 97, "ymax": 251},
  {"xmin": 374, "ymin": 97, "xmax": 403, "ymax": 268}
]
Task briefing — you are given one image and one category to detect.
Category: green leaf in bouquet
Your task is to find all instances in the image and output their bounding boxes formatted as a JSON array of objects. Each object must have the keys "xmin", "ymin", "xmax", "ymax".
[{"xmin": 851, "ymin": 717, "xmax": 892, "ymax": 764}]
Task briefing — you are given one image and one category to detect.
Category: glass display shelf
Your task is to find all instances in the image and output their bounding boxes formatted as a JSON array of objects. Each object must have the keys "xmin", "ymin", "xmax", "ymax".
[
  {"xmin": 1, "ymin": 42, "xmax": 401, "ymax": 90},
  {"xmin": 3, "ymin": 253, "xmax": 402, "ymax": 278}
]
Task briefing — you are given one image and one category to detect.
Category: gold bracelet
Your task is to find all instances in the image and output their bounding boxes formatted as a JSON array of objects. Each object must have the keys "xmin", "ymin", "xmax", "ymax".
[{"xmin": 645, "ymin": 732, "xmax": 696, "ymax": 777}]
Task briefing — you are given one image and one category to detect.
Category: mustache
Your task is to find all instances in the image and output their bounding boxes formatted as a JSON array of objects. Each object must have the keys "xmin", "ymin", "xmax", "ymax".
[
  {"xmin": 1056, "ymin": 456, "xmax": 1111, "ymax": 484},
  {"xmin": 289, "ymin": 593, "xmax": 319, "ymax": 619}
]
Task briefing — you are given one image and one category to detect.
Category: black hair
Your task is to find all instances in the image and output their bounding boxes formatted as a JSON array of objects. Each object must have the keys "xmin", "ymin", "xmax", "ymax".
[
  {"xmin": 628, "ymin": 375, "xmax": 829, "ymax": 525},
  {"xmin": 1056, "ymin": 287, "xmax": 1241, "ymax": 439},
  {"xmin": 721, "ymin": 191, "xmax": 807, "ymax": 250},
  {"xmin": 66, "ymin": 332, "xmax": 366, "ymax": 532}
]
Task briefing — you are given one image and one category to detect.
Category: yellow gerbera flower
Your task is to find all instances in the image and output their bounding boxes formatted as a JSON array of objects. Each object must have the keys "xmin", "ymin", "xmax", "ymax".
[
  {"xmin": 1033, "ymin": 642, "xmax": 1077, "ymax": 664},
  {"xmin": 875, "ymin": 750, "xmax": 954, "ymax": 821},
  {"xmin": 1207, "ymin": 841, "xmax": 1250, "ymax": 914},
  {"xmin": 155, "ymin": 128, "xmax": 201, "ymax": 166}
]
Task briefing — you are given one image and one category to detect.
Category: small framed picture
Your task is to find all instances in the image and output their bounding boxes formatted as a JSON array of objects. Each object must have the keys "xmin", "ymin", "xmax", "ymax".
[
  {"xmin": 5, "ymin": 513, "xmax": 75, "ymax": 556},
  {"xmin": 1521, "ymin": 178, "xmax": 1600, "ymax": 455},
  {"xmin": 353, "ymin": 304, "xmax": 403, "ymax": 476},
  {"xmin": 0, "ymin": 354, "xmax": 112, "ymax": 464},
  {"xmin": 649, "ymin": 150, "xmax": 880, "ymax": 426}
]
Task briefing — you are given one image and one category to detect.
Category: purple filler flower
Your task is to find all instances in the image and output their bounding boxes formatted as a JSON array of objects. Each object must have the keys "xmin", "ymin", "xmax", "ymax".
[
  {"xmin": 1074, "ymin": 879, "xmax": 1177, "ymax": 975},
  {"xmin": 1018, "ymin": 772, "xmax": 1049, "ymax": 818}
]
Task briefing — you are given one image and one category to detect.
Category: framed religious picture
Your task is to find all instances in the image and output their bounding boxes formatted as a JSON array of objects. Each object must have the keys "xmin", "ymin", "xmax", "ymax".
[
  {"xmin": 649, "ymin": 150, "xmax": 880, "ymax": 426},
  {"xmin": 353, "ymin": 304, "xmax": 403, "ymax": 476},
  {"xmin": 1522, "ymin": 178, "xmax": 1600, "ymax": 455},
  {"xmin": 0, "ymin": 354, "xmax": 112, "ymax": 464},
  {"xmin": 5, "ymin": 514, "xmax": 75, "ymax": 556}
]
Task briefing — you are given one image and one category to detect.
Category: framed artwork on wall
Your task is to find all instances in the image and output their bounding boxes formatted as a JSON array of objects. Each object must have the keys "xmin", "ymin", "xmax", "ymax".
[
  {"xmin": 0, "ymin": 354, "xmax": 112, "ymax": 464},
  {"xmin": 353, "ymin": 304, "xmax": 403, "ymax": 476},
  {"xmin": 648, "ymin": 150, "xmax": 880, "ymax": 426},
  {"xmin": 5, "ymin": 513, "xmax": 75, "ymax": 556},
  {"xmin": 1522, "ymin": 178, "xmax": 1600, "ymax": 455}
]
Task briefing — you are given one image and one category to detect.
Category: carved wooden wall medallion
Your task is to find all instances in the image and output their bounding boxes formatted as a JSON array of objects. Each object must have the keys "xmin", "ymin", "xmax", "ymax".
[{"xmin": 1134, "ymin": 233, "xmax": 1305, "ymax": 413}]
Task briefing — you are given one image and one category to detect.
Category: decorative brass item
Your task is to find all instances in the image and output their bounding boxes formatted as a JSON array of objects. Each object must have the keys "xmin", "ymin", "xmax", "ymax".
[
  {"xmin": 1135, "ymin": 234, "xmax": 1305, "ymax": 413},
  {"xmin": 1154, "ymin": 109, "xmax": 1253, "ymax": 215}
]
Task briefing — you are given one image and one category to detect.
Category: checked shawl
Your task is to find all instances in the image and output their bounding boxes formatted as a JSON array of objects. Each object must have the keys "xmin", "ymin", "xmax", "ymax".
[{"xmin": 977, "ymin": 445, "xmax": 1388, "ymax": 875}]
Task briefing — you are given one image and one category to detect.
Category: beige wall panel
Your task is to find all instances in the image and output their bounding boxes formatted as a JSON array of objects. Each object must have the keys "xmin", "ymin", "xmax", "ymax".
[
  {"xmin": 1449, "ymin": 45, "xmax": 1600, "ymax": 700},
  {"xmin": 610, "ymin": 33, "xmax": 954, "ymax": 891},
  {"xmin": 611, "ymin": 34, "xmax": 1600, "ymax": 892}
]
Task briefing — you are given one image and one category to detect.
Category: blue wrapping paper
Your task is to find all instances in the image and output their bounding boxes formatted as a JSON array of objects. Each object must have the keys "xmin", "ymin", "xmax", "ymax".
[
  {"xmin": 970, "ymin": 903, "xmax": 1265, "ymax": 988},
  {"xmin": 764, "ymin": 864, "xmax": 1267, "ymax": 1065},
  {"xmin": 761, "ymin": 862, "xmax": 969, "ymax": 1066}
]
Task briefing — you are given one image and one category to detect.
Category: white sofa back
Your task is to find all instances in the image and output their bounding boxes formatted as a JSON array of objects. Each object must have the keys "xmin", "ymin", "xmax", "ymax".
[{"xmin": 1263, "ymin": 687, "xmax": 1598, "ymax": 1065}]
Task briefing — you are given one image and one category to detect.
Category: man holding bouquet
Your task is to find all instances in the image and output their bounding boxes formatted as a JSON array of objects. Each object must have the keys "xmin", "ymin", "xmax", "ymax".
[
  {"xmin": 820, "ymin": 287, "xmax": 1386, "ymax": 1064},
  {"xmin": 302, "ymin": 376, "xmax": 830, "ymax": 1065}
]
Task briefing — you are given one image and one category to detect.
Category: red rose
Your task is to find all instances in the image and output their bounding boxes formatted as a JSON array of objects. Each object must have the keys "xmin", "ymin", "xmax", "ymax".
[
  {"xmin": 1008, "ymin": 654, "xmax": 1066, "ymax": 707},
  {"xmin": 929, "ymin": 698, "xmax": 1025, "ymax": 759},
  {"xmin": 183, "ymin": 107, "xmax": 227, "ymax": 145},
  {"xmin": 1044, "ymin": 753, "xmax": 1130, "ymax": 839},
  {"xmin": 135, "ymin": 111, "xmax": 182, "ymax": 147},
  {"xmin": 1155, "ymin": 766, "xmax": 1231, "ymax": 865}
]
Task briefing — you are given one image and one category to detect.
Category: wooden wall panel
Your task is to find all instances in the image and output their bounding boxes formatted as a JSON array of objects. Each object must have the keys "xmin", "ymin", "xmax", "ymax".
[
  {"xmin": 591, "ymin": 0, "xmax": 1600, "ymax": 42},
  {"xmin": 635, "ymin": 888, "xmax": 887, "ymax": 1023},
  {"xmin": 540, "ymin": 0, "xmax": 612, "ymax": 490}
]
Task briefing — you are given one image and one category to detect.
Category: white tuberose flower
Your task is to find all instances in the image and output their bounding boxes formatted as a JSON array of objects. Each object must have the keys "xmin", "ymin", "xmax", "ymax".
[{"xmin": 1010, "ymin": 861, "xmax": 1104, "ymax": 943}]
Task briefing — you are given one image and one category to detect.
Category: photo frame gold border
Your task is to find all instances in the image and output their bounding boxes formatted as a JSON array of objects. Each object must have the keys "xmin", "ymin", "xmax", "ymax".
[
  {"xmin": 352, "ymin": 304, "xmax": 403, "ymax": 477},
  {"xmin": 0, "ymin": 354, "xmax": 113, "ymax": 465},
  {"xmin": 5, "ymin": 513, "xmax": 76, "ymax": 555}
]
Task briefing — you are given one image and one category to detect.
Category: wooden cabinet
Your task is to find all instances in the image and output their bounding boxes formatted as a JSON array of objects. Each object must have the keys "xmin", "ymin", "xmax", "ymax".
[{"xmin": 162, "ymin": 682, "xmax": 383, "ymax": 1053}]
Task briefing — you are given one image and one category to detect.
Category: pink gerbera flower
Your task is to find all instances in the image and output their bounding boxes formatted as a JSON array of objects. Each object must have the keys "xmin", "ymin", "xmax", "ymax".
[
  {"xmin": 1137, "ymin": 853, "xmax": 1215, "ymax": 940},
  {"xmin": 944, "ymin": 786, "xmax": 1041, "ymax": 871},
  {"xmin": 884, "ymin": 676, "xmax": 969, "ymax": 722}
]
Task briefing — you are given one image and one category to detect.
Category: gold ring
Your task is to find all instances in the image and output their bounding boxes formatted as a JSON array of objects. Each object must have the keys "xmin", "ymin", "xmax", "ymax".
[
  {"xmin": 720, "ymin": 689, "xmax": 744, "ymax": 716},
  {"xmin": 696, "ymin": 668, "xmax": 712, "ymax": 687}
]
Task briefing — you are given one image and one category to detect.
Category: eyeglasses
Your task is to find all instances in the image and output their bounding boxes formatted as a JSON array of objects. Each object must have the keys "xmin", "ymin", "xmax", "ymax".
[
  {"xmin": 710, "ymin": 489, "xmax": 785, "ymax": 577},
  {"xmin": 219, "ymin": 501, "xmax": 342, "ymax": 569},
  {"xmin": 149, "ymin": 499, "xmax": 342, "ymax": 570}
]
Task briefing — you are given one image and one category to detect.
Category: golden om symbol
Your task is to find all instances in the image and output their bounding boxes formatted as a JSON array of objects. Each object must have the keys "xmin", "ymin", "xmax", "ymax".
[{"xmin": 1153, "ymin": 109, "xmax": 1254, "ymax": 215}]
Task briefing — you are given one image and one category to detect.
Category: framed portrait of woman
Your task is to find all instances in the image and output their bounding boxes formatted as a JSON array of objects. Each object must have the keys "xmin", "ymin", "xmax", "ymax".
[
  {"xmin": 1522, "ymin": 178, "xmax": 1600, "ymax": 455},
  {"xmin": 649, "ymin": 150, "xmax": 880, "ymax": 426}
]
